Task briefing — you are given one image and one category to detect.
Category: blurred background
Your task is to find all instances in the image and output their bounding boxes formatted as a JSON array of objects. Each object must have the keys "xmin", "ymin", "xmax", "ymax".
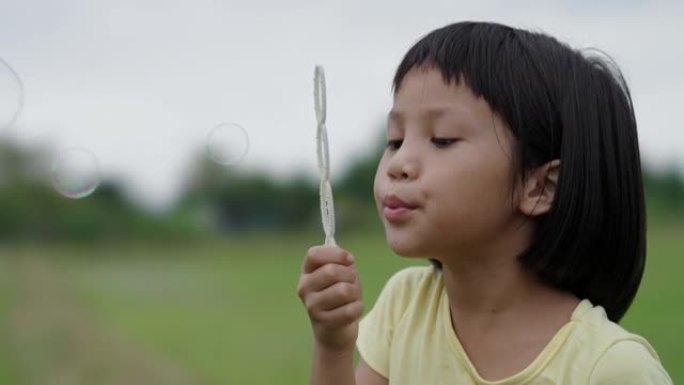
[{"xmin": 0, "ymin": 0, "xmax": 682, "ymax": 384}]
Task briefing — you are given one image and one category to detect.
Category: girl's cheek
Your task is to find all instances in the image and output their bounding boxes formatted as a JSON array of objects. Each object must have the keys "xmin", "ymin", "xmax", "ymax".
[
  {"xmin": 373, "ymin": 164, "xmax": 385, "ymax": 204},
  {"xmin": 373, "ymin": 164, "xmax": 383, "ymax": 196}
]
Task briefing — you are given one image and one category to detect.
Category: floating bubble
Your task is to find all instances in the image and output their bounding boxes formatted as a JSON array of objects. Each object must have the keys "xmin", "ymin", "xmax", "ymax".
[
  {"xmin": 51, "ymin": 148, "xmax": 101, "ymax": 199},
  {"xmin": 206, "ymin": 123, "xmax": 250, "ymax": 166},
  {"xmin": 0, "ymin": 56, "xmax": 25, "ymax": 132}
]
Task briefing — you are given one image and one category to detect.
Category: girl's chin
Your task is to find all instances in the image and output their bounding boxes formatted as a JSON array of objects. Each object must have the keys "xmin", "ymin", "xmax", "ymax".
[{"xmin": 386, "ymin": 236, "xmax": 428, "ymax": 258}]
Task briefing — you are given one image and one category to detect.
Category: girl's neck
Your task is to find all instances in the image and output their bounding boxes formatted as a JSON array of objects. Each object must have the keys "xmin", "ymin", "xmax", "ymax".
[
  {"xmin": 440, "ymin": 250, "xmax": 580, "ymax": 349},
  {"xmin": 437, "ymin": 226, "xmax": 581, "ymax": 382},
  {"xmin": 437, "ymin": 218, "xmax": 577, "ymax": 323},
  {"xmin": 442, "ymin": 257, "xmax": 534, "ymax": 313}
]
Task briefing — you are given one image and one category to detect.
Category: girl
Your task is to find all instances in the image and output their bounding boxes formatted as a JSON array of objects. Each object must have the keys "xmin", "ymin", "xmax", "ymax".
[{"xmin": 296, "ymin": 21, "xmax": 673, "ymax": 384}]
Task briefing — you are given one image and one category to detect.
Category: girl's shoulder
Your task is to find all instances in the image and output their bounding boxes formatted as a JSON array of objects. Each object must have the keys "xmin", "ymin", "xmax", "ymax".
[
  {"xmin": 587, "ymin": 339, "xmax": 673, "ymax": 384},
  {"xmin": 572, "ymin": 301, "xmax": 658, "ymax": 354},
  {"xmin": 561, "ymin": 301, "xmax": 672, "ymax": 384}
]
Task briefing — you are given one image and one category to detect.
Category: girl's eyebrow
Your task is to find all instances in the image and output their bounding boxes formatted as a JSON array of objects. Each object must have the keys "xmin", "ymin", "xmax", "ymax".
[
  {"xmin": 388, "ymin": 108, "xmax": 452, "ymax": 123},
  {"xmin": 387, "ymin": 110, "xmax": 403, "ymax": 123}
]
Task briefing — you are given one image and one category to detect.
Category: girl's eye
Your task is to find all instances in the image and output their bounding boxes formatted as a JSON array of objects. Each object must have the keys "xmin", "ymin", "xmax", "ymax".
[
  {"xmin": 386, "ymin": 139, "xmax": 403, "ymax": 151},
  {"xmin": 431, "ymin": 138, "xmax": 458, "ymax": 148}
]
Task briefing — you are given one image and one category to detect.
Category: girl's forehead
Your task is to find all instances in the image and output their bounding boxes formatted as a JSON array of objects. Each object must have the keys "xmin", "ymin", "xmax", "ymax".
[{"xmin": 391, "ymin": 67, "xmax": 491, "ymax": 123}]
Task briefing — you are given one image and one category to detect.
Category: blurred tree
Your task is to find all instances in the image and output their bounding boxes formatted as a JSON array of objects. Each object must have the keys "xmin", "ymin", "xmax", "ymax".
[
  {"xmin": 178, "ymin": 130, "xmax": 388, "ymax": 234},
  {"xmin": 643, "ymin": 165, "xmax": 684, "ymax": 220},
  {"xmin": 0, "ymin": 140, "xmax": 194, "ymax": 242},
  {"xmin": 335, "ymin": 132, "xmax": 384, "ymax": 205},
  {"xmin": 331, "ymin": 132, "xmax": 385, "ymax": 232},
  {"xmin": 179, "ymin": 157, "xmax": 319, "ymax": 232}
]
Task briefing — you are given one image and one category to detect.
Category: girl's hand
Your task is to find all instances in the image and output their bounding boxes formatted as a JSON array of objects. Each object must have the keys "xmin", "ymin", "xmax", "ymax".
[{"xmin": 297, "ymin": 245, "xmax": 363, "ymax": 352}]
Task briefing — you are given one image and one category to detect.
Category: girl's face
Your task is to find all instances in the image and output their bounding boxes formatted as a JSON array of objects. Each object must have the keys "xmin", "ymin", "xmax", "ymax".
[{"xmin": 374, "ymin": 66, "xmax": 523, "ymax": 259}]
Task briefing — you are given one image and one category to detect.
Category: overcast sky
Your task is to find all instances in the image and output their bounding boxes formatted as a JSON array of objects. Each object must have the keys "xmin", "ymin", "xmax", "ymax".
[{"xmin": 0, "ymin": 0, "xmax": 682, "ymax": 209}]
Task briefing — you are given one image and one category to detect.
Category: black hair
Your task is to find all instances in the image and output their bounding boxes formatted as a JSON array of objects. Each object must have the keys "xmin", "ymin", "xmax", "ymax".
[{"xmin": 393, "ymin": 21, "xmax": 645, "ymax": 323}]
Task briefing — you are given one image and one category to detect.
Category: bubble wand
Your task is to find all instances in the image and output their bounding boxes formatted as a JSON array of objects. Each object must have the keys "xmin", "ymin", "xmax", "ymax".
[{"xmin": 314, "ymin": 66, "xmax": 336, "ymax": 247}]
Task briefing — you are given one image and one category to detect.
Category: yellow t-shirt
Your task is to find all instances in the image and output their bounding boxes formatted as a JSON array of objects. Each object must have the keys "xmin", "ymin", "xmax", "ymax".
[{"xmin": 357, "ymin": 266, "xmax": 672, "ymax": 384}]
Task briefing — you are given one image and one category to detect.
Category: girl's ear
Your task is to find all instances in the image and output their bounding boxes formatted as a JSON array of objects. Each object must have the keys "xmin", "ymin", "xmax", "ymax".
[{"xmin": 518, "ymin": 159, "xmax": 560, "ymax": 217}]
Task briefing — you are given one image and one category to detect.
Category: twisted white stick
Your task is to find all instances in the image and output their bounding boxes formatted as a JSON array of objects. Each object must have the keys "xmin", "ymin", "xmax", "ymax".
[{"xmin": 314, "ymin": 65, "xmax": 336, "ymax": 246}]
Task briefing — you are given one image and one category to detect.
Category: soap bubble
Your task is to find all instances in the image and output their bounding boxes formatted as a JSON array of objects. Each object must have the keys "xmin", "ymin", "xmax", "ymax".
[
  {"xmin": 51, "ymin": 148, "xmax": 101, "ymax": 199},
  {"xmin": 0, "ymin": 56, "xmax": 25, "ymax": 132},
  {"xmin": 206, "ymin": 123, "xmax": 250, "ymax": 166}
]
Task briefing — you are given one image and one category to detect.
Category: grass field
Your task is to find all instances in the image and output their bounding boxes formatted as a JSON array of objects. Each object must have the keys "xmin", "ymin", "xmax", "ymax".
[{"xmin": 0, "ymin": 221, "xmax": 681, "ymax": 384}]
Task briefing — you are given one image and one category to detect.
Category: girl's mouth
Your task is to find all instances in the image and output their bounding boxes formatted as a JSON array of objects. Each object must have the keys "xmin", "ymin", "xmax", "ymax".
[{"xmin": 383, "ymin": 194, "xmax": 418, "ymax": 221}]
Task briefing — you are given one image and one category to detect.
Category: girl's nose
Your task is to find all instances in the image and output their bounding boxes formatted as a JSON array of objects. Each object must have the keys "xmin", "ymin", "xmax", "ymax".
[{"xmin": 386, "ymin": 145, "xmax": 419, "ymax": 181}]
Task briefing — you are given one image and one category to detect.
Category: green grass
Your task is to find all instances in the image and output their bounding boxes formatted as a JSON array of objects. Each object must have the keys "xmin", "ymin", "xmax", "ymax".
[
  {"xmin": 622, "ymin": 221, "xmax": 683, "ymax": 382},
  {"xmin": 0, "ymin": 222, "xmax": 680, "ymax": 384},
  {"xmin": 55, "ymin": 233, "xmax": 418, "ymax": 385},
  {"xmin": 0, "ymin": 256, "xmax": 19, "ymax": 384}
]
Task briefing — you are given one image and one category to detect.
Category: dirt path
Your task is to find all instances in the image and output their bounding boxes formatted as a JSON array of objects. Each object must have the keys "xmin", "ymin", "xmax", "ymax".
[{"xmin": 5, "ymin": 255, "xmax": 204, "ymax": 385}]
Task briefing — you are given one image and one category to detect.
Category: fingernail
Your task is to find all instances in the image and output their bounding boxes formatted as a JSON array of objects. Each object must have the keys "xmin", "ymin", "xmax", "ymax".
[{"xmin": 346, "ymin": 253, "xmax": 355, "ymax": 263}]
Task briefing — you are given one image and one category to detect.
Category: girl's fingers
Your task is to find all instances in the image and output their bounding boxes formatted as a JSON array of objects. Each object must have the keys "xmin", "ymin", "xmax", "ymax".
[
  {"xmin": 300, "ymin": 262, "xmax": 357, "ymax": 293},
  {"xmin": 297, "ymin": 265, "xmax": 358, "ymax": 307},
  {"xmin": 302, "ymin": 245, "xmax": 354, "ymax": 274},
  {"xmin": 305, "ymin": 281, "xmax": 361, "ymax": 314},
  {"xmin": 316, "ymin": 300, "xmax": 364, "ymax": 328},
  {"xmin": 296, "ymin": 245, "xmax": 364, "ymax": 351}
]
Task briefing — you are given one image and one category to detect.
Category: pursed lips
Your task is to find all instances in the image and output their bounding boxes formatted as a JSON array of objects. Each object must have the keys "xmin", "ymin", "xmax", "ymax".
[{"xmin": 382, "ymin": 194, "xmax": 419, "ymax": 221}]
